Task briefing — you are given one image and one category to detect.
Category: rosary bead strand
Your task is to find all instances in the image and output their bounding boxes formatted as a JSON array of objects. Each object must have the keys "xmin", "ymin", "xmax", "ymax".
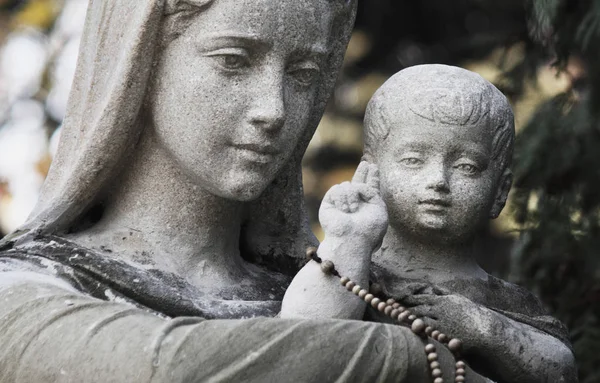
[{"xmin": 306, "ymin": 248, "xmax": 467, "ymax": 383}]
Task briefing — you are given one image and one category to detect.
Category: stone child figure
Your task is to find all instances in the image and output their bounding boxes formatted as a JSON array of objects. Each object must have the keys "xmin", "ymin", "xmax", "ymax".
[{"xmin": 282, "ymin": 65, "xmax": 577, "ymax": 383}]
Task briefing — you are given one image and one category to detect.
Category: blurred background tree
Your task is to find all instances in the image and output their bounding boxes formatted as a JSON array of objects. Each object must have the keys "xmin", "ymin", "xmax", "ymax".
[
  {"xmin": 0, "ymin": 0, "xmax": 598, "ymax": 381},
  {"xmin": 510, "ymin": 1, "xmax": 600, "ymax": 382}
]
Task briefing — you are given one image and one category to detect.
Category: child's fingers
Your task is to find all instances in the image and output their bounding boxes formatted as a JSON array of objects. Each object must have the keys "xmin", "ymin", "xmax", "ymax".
[
  {"xmin": 347, "ymin": 190, "xmax": 360, "ymax": 212},
  {"xmin": 323, "ymin": 184, "xmax": 340, "ymax": 205},
  {"xmin": 402, "ymin": 294, "xmax": 439, "ymax": 306},
  {"xmin": 409, "ymin": 305, "xmax": 439, "ymax": 321},
  {"xmin": 391, "ymin": 282, "xmax": 430, "ymax": 300},
  {"xmin": 354, "ymin": 184, "xmax": 377, "ymax": 202},
  {"xmin": 323, "ymin": 183, "xmax": 358, "ymax": 213},
  {"xmin": 431, "ymin": 286, "xmax": 452, "ymax": 296},
  {"xmin": 365, "ymin": 163, "xmax": 380, "ymax": 190},
  {"xmin": 351, "ymin": 161, "xmax": 370, "ymax": 184}
]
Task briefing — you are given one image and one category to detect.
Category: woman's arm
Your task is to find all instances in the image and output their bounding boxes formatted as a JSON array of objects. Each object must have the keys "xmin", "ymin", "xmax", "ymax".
[{"xmin": 0, "ymin": 271, "xmax": 483, "ymax": 383}]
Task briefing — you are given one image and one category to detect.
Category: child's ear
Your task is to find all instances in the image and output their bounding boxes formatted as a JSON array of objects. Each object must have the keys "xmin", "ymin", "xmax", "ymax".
[{"xmin": 490, "ymin": 169, "xmax": 512, "ymax": 219}]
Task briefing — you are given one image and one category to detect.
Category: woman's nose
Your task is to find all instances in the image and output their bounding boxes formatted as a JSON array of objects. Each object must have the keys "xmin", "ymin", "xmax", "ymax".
[{"xmin": 248, "ymin": 69, "xmax": 286, "ymax": 133}]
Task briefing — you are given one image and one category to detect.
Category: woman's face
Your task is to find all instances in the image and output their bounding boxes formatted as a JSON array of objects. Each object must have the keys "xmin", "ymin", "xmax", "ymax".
[{"xmin": 150, "ymin": 0, "xmax": 334, "ymax": 201}]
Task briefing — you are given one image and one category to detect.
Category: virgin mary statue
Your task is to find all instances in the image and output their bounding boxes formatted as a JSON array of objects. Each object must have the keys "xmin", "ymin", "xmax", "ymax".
[{"xmin": 0, "ymin": 0, "xmax": 482, "ymax": 382}]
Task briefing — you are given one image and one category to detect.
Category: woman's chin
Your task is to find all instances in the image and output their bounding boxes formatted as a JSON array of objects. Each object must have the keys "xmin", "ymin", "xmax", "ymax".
[{"xmin": 211, "ymin": 178, "xmax": 272, "ymax": 202}]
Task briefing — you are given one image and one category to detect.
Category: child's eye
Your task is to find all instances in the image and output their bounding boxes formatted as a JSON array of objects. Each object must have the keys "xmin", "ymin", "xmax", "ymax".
[
  {"xmin": 455, "ymin": 163, "xmax": 480, "ymax": 175},
  {"xmin": 400, "ymin": 158, "xmax": 423, "ymax": 167}
]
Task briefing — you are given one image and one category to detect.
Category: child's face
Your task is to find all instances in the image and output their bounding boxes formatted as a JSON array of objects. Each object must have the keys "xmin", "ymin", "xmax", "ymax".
[{"xmin": 375, "ymin": 114, "xmax": 503, "ymax": 244}]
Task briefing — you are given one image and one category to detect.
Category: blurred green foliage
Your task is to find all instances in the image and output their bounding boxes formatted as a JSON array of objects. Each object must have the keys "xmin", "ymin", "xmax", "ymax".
[{"xmin": 511, "ymin": 1, "xmax": 600, "ymax": 382}]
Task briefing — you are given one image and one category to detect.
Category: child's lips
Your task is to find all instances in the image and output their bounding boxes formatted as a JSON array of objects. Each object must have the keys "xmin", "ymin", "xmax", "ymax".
[{"xmin": 418, "ymin": 198, "xmax": 451, "ymax": 208}]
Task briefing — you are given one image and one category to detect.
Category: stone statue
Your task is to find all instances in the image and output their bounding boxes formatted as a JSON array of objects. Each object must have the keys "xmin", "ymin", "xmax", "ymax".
[
  {"xmin": 283, "ymin": 65, "xmax": 577, "ymax": 383},
  {"xmin": 0, "ymin": 2, "xmax": 480, "ymax": 383}
]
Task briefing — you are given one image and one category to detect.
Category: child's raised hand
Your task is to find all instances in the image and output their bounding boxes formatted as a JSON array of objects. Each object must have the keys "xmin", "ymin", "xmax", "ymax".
[{"xmin": 319, "ymin": 161, "xmax": 388, "ymax": 251}]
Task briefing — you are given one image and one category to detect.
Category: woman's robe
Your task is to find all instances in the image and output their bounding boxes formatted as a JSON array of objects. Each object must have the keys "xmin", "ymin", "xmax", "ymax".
[{"xmin": 0, "ymin": 234, "xmax": 479, "ymax": 383}]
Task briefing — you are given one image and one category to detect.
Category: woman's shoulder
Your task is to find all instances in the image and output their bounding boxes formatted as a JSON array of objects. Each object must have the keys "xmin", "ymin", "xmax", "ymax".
[{"xmin": 0, "ymin": 233, "xmax": 283, "ymax": 319}]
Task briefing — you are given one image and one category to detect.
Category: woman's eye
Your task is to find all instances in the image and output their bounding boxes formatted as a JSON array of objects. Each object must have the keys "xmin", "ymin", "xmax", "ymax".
[
  {"xmin": 290, "ymin": 69, "xmax": 318, "ymax": 86},
  {"xmin": 455, "ymin": 163, "xmax": 479, "ymax": 175},
  {"xmin": 288, "ymin": 63, "xmax": 320, "ymax": 87},
  {"xmin": 215, "ymin": 54, "xmax": 249, "ymax": 70},
  {"xmin": 400, "ymin": 158, "xmax": 423, "ymax": 167},
  {"xmin": 204, "ymin": 48, "xmax": 251, "ymax": 71}
]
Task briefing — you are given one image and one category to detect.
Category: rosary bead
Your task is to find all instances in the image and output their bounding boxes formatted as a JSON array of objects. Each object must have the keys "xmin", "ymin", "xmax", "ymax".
[
  {"xmin": 345, "ymin": 281, "xmax": 356, "ymax": 291},
  {"xmin": 377, "ymin": 302, "xmax": 387, "ymax": 312},
  {"xmin": 371, "ymin": 298, "xmax": 381, "ymax": 308},
  {"xmin": 340, "ymin": 277, "xmax": 350, "ymax": 286},
  {"xmin": 455, "ymin": 361, "xmax": 465, "ymax": 369},
  {"xmin": 425, "ymin": 326, "xmax": 433, "ymax": 335},
  {"xmin": 408, "ymin": 314, "xmax": 417, "ymax": 321},
  {"xmin": 392, "ymin": 302, "xmax": 401, "ymax": 309},
  {"xmin": 386, "ymin": 298, "xmax": 396, "ymax": 305},
  {"xmin": 411, "ymin": 318, "xmax": 426, "ymax": 334},
  {"xmin": 437, "ymin": 333, "xmax": 448, "ymax": 343},
  {"xmin": 455, "ymin": 376, "xmax": 465, "ymax": 382},
  {"xmin": 352, "ymin": 285, "xmax": 362, "ymax": 294},
  {"xmin": 448, "ymin": 338, "xmax": 462, "ymax": 352},
  {"xmin": 306, "ymin": 247, "xmax": 318, "ymax": 260},
  {"xmin": 358, "ymin": 289, "xmax": 368, "ymax": 298},
  {"xmin": 321, "ymin": 260, "xmax": 335, "ymax": 274},
  {"xmin": 425, "ymin": 344, "xmax": 436, "ymax": 353},
  {"xmin": 389, "ymin": 309, "xmax": 399, "ymax": 319},
  {"xmin": 456, "ymin": 368, "xmax": 465, "ymax": 376},
  {"xmin": 398, "ymin": 311, "xmax": 411, "ymax": 321},
  {"xmin": 431, "ymin": 330, "xmax": 441, "ymax": 340},
  {"xmin": 384, "ymin": 305, "xmax": 393, "ymax": 315},
  {"xmin": 364, "ymin": 294, "xmax": 374, "ymax": 304},
  {"xmin": 430, "ymin": 361, "xmax": 440, "ymax": 370},
  {"xmin": 427, "ymin": 353, "xmax": 438, "ymax": 362},
  {"xmin": 370, "ymin": 283, "xmax": 382, "ymax": 295},
  {"xmin": 434, "ymin": 378, "xmax": 443, "ymax": 383},
  {"xmin": 432, "ymin": 368, "xmax": 442, "ymax": 378}
]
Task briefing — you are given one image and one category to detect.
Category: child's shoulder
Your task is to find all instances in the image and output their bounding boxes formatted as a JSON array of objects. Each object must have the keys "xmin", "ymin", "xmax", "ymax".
[
  {"xmin": 371, "ymin": 263, "xmax": 572, "ymax": 347},
  {"xmin": 439, "ymin": 275, "xmax": 547, "ymax": 317},
  {"xmin": 372, "ymin": 262, "xmax": 547, "ymax": 317}
]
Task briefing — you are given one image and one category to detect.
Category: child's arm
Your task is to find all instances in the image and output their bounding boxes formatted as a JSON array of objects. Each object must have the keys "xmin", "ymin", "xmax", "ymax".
[
  {"xmin": 281, "ymin": 162, "xmax": 388, "ymax": 320},
  {"xmin": 404, "ymin": 291, "xmax": 577, "ymax": 383}
]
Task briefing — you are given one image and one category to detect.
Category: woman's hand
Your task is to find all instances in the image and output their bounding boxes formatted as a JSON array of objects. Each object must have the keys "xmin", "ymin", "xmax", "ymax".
[{"xmin": 319, "ymin": 161, "xmax": 388, "ymax": 252}]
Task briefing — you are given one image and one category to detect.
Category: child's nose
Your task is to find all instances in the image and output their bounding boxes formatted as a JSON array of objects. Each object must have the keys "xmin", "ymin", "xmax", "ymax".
[{"xmin": 425, "ymin": 165, "xmax": 450, "ymax": 193}]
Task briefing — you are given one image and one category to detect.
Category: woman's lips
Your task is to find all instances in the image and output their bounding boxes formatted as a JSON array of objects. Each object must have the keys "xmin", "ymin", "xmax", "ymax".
[{"xmin": 231, "ymin": 143, "xmax": 280, "ymax": 164}]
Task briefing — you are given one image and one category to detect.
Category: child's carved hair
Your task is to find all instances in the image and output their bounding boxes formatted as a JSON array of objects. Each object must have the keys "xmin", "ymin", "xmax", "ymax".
[{"xmin": 364, "ymin": 64, "xmax": 515, "ymax": 173}]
